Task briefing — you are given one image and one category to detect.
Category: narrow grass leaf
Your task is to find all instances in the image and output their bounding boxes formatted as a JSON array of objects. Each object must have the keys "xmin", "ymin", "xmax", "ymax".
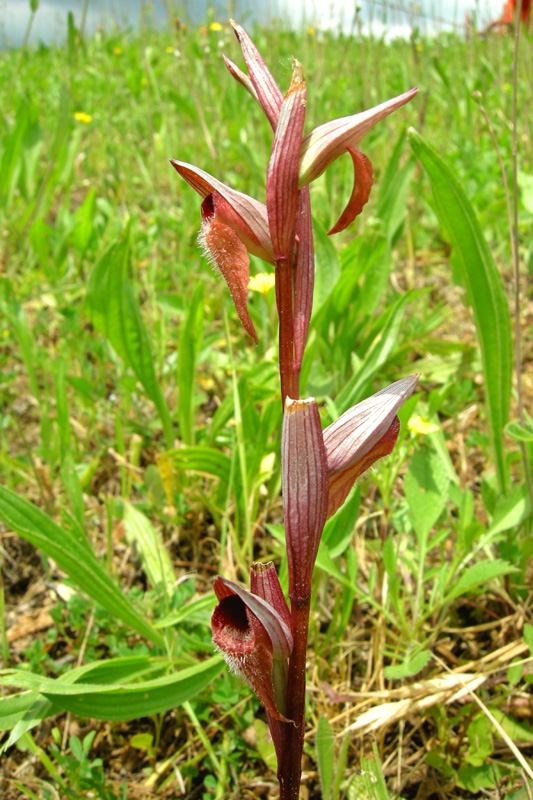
[
  {"xmin": 335, "ymin": 292, "xmax": 411, "ymax": 413},
  {"xmin": 408, "ymin": 129, "xmax": 512, "ymax": 492},
  {"xmin": 177, "ymin": 282, "xmax": 204, "ymax": 445},
  {"xmin": 0, "ymin": 487, "xmax": 164, "ymax": 646},
  {"xmin": 316, "ymin": 716, "xmax": 335, "ymax": 800},
  {"xmin": 0, "ymin": 656, "xmax": 224, "ymax": 720},
  {"xmin": 155, "ymin": 593, "xmax": 216, "ymax": 629},
  {"xmin": 123, "ymin": 503, "xmax": 175, "ymax": 590}
]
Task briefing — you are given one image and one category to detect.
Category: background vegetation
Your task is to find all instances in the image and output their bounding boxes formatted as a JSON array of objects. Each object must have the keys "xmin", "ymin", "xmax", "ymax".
[{"xmin": 0, "ymin": 8, "xmax": 532, "ymax": 799}]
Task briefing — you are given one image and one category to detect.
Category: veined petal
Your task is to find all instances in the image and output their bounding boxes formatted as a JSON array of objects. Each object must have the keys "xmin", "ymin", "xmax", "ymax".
[
  {"xmin": 298, "ymin": 88, "xmax": 418, "ymax": 188},
  {"xmin": 170, "ymin": 159, "xmax": 274, "ymax": 264},
  {"xmin": 200, "ymin": 194, "xmax": 258, "ymax": 344},
  {"xmin": 293, "ymin": 185, "xmax": 314, "ymax": 369},
  {"xmin": 326, "ymin": 416, "xmax": 400, "ymax": 518},
  {"xmin": 281, "ymin": 397, "xmax": 328, "ymax": 601},
  {"xmin": 323, "ymin": 375, "xmax": 418, "ymax": 476},
  {"xmin": 267, "ymin": 60, "xmax": 307, "ymax": 263},
  {"xmin": 327, "ymin": 148, "xmax": 373, "ymax": 235},
  {"xmin": 250, "ymin": 562, "xmax": 292, "ymax": 632},
  {"xmin": 230, "ymin": 20, "xmax": 283, "ymax": 132},
  {"xmin": 222, "ymin": 54, "xmax": 260, "ymax": 103}
]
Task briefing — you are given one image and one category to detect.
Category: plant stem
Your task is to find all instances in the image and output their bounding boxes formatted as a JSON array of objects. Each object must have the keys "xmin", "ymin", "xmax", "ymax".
[{"xmin": 278, "ymin": 596, "xmax": 310, "ymax": 799}]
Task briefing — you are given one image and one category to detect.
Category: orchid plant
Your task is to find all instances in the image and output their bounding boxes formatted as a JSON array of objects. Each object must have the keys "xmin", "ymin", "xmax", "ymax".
[{"xmin": 172, "ymin": 21, "xmax": 418, "ymax": 800}]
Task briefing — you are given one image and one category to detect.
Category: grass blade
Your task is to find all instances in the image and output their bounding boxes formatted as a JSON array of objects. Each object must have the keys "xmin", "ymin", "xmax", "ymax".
[{"xmin": 408, "ymin": 128, "xmax": 512, "ymax": 492}]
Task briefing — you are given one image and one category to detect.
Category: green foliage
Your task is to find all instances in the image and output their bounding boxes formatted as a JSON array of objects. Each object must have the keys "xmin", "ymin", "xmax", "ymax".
[{"xmin": 408, "ymin": 129, "xmax": 513, "ymax": 493}]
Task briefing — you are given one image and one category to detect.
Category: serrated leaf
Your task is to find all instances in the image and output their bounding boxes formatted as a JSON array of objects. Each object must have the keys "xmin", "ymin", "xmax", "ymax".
[
  {"xmin": 444, "ymin": 559, "xmax": 516, "ymax": 603},
  {"xmin": 383, "ymin": 649, "xmax": 431, "ymax": 679}
]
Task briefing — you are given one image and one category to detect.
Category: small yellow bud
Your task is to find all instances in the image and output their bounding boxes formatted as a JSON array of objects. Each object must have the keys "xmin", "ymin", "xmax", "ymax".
[{"xmin": 408, "ymin": 415, "xmax": 439, "ymax": 435}]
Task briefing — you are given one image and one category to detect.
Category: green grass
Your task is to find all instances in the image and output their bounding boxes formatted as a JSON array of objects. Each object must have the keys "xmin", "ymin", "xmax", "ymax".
[{"xmin": 0, "ymin": 13, "xmax": 533, "ymax": 800}]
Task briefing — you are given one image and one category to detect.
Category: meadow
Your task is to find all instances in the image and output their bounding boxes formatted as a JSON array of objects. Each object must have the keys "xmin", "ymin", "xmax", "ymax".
[{"xmin": 0, "ymin": 9, "xmax": 532, "ymax": 800}]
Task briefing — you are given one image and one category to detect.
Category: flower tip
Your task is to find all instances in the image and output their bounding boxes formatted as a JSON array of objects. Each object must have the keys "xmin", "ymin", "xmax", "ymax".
[
  {"xmin": 289, "ymin": 59, "xmax": 305, "ymax": 91},
  {"xmin": 284, "ymin": 396, "xmax": 316, "ymax": 413}
]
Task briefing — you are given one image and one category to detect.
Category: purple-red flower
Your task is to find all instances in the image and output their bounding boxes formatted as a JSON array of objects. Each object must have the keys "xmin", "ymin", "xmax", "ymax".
[
  {"xmin": 323, "ymin": 375, "xmax": 419, "ymax": 517},
  {"xmin": 211, "ymin": 565, "xmax": 293, "ymax": 722},
  {"xmin": 171, "ymin": 25, "xmax": 417, "ymax": 347}
]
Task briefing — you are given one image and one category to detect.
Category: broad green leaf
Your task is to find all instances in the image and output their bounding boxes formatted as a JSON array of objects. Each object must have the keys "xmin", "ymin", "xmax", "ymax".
[
  {"xmin": 383, "ymin": 649, "xmax": 431, "ymax": 679},
  {"xmin": 123, "ymin": 503, "xmax": 175, "ymax": 590},
  {"xmin": 409, "ymin": 129, "xmax": 512, "ymax": 492},
  {"xmin": 0, "ymin": 696, "xmax": 57, "ymax": 755},
  {"xmin": 177, "ymin": 282, "xmax": 204, "ymax": 445},
  {"xmin": 506, "ymin": 419, "xmax": 533, "ymax": 443},
  {"xmin": 0, "ymin": 487, "xmax": 164, "ymax": 646},
  {"xmin": 0, "ymin": 692, "xmax": 40, "ymax": 731},
  {"xmin": 0, "ymin": 655, "xmax": 223, "ymax": 721},
  {"xmin": 488, "ymin": 484, "xmax": 532, "ymax": 536},
  {"xmin": 316, "ymin": 716, "xmax": 335, "ymax": 800},
  {"xmin": 404, "ymin": 444, "xmax": 450, "ymax": 545},
  {"xmin": 444, "ymin": 559, "xmax": 516, "ymax": 603}
]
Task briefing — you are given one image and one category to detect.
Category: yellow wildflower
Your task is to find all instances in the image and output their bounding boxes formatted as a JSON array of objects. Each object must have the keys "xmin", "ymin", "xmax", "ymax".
[
  {"xmin": 248, "ymin": 273, "xmax": 276, "ymax": 294},
  {"xmin": 113, "ymin": 46, "xmax": 122, "ymax": 55},
  {"xmin": 307, "ymin": 27, "xmax": 316, "ymax": 36},
  {"xmin": 166, "ymin": 45, "xmax": 174, "ymax": 53},
  {"xmin": 408, "ymin": 415, "xmax": 439, "ymax": 435},
  {"xmin": 416, "ymin": 44, "xmax": 424, "ymax": 51},
  {"xmin": 73, "ymin": 111, "xmax": 92, "ymax": 124},
  {"xmin": 210, "ymin": 22, "xmax": 223, "ymax": 31}
]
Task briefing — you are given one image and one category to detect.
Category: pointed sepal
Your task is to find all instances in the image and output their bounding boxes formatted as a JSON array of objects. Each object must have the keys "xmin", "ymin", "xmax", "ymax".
[
  {"xmin": 281, "ymin": 397, "xmax": 329, "ymax": 600},
  {"xmin": 323, "ymin": 375, "xmax": 418, "ymax": 517}
]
